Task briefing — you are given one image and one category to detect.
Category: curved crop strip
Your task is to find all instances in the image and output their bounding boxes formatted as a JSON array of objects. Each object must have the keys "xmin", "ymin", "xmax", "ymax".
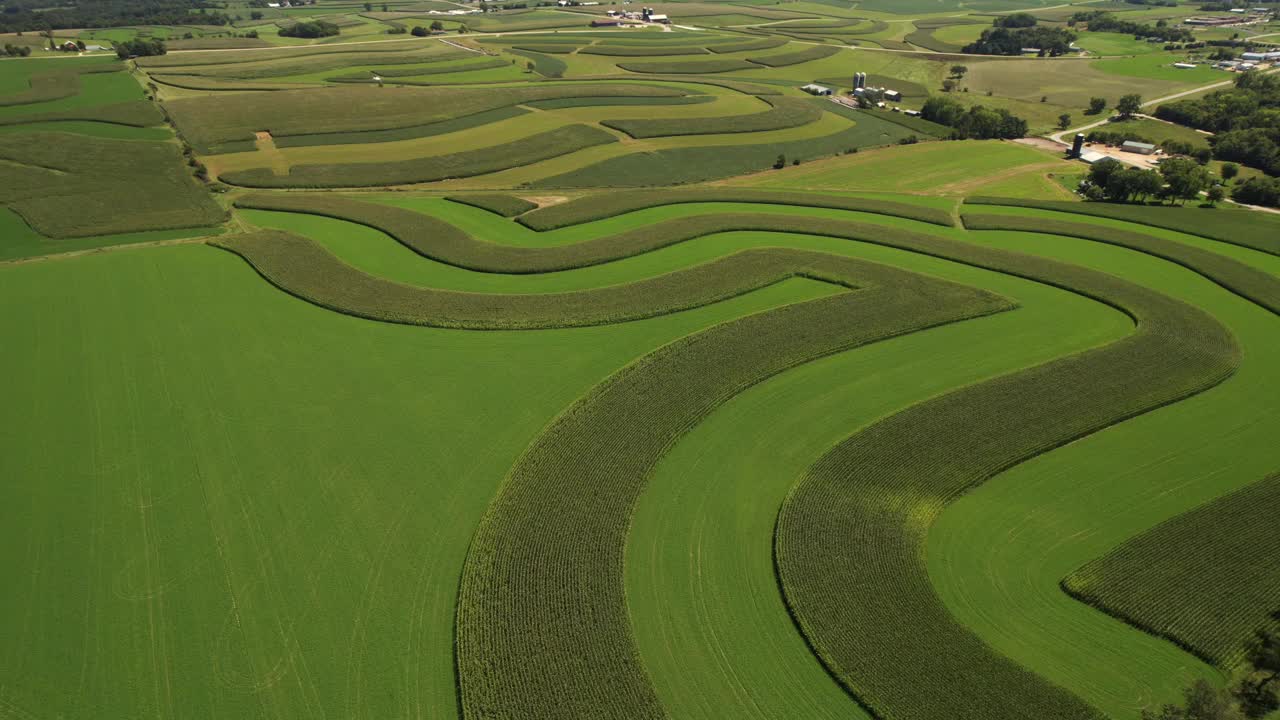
[
  {"xmin": 509, "ymin": 44, "xmax": 580, "ymax": 54},
  {"xmin": 271, "ymin": 107, "xmax": 530, "ymax": 149},
  {"xmin": 962, "ymin": 213, "xmax": 1280, "ymax": 315},
  {"xmin": 325, "ymin": 58, "xmax": 511, "ymax": 80},
  {"xmin": 707, "ymin": 36, "xmax": 788, "ymax": 54},
  {"xmin": 903, "ymin": 27, "xmax": 964, "ymax": 53},
  {"xmin": 1062, "ymin": 473, "xmax": 1280, "ymax": 670},
  {"xmin": 517, "ymin": 188, "xmax": 952, "ymax": 229},
  {"xmin": 560, "ymin": 75, "xmax": 782, "ymax": 95},
  {"xmin": 147, "ymin": 74, "xmax": 306, "ymax": 92},
  {"xmin": 161, "ymin": 50, "xmax": 468, "ymax": 80},
  {"xmin": 775, "ymin": 227, "xmax": 1241, "ymax": 719},
  {"xmin": 579, "ymin": 45, "xmax": 711, "ymax": 57},
  {"xmin": 616, "ymin": 58, "xmax": 759, "ymax": 74},
  {"xmin": 0, "ymin": 101, "xmax": 164, "ymax": 129},
  {"xmin": 746, "ymin": 44, "xmax": 841, "ymax": 67},
  {"xmin": 220, "ymin": 125, "xmax": 617, "ymax": 188},
  {"xmin": 212, "ymin": 230, "xmax": 924, "ymax": 330},
  {"xmin": 507, "ymin": 49, "xmax": 568, "ymax": 78},
  {"xmin": 601, "ymin": 96, "xmax": 823, "ymax": 139},
  {"xmin": 966, "ymin": 197, "xmax": 1280, "ymax": 257},
  {"xmin": 445, "ymin": 194, "xmax": 538, "ymax": 217},
  {"xmin": 457, "ymin": 255, "xmax": 1012, "ymax": 719},
  {"xmin": 521, "ymin": 95, "xmax": 715, "ymax": 110},
  {"xmin": 233, "ymin": 193, "xmax": 953, "ymax": 272},
  {"xmin": 138, "ymin": 41, "xmax": 434, "ymax": 69},
  {"xmin": 530, "ymin": 113, "xmax": 920, "ymax": 188}
]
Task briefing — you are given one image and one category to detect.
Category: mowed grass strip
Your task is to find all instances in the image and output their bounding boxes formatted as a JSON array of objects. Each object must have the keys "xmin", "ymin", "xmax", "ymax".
[
  {"xmin": 445, "ymin": 194, "xmax": 538, "ymax": 217},
  {"xmin": 454, "ymin": 245, "xmax": 1012, "ymax": 719},
  {"xmin": 775, "ymin": 219, "xmax": 1241, "ymax": 720},
  {"xmin": 961, "ymin": 213, "xmax": 1280, "ymax": 315},
  {"xmin": 1062, "ymin": 473, "xmax": 1280, "ymax": 670},
  {"xmin": 518, "ymin": 188, "xmax": 953, "ymax": 229},
  {"xmin": 213, "ymin": 230, "xmax": 897, "ymax": 329},
  {"xmin": 965, "ymin": 198, "xmax": 1280, "ymax": 257},
  {"xmin": 745, "ymin": 44, "xmax": 840, "ymax": 67},
  {"xmin": 601, "ymin": 96, "xmax": 822, "ymax": 139},
  {"xmin": 617, "ymin": 58, "xmax": 758, "ymax": 73},
  {"xmin": 167, "ymin": 84, "xmax": 680, "ymax": 152},
  {"xmin": 220, "ymin": 125, "xmax": 617, "ymax": 187}
]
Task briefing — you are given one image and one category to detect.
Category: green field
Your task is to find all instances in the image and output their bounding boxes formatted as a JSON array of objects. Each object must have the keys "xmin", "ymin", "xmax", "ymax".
[{"xmin": 5, "ymin": 6, "xmax": 1280, "ymax": 720}]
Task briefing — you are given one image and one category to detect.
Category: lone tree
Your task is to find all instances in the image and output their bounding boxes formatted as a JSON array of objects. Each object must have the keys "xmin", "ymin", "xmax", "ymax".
[
  {"xmin": 430, "ymin": 19, "xmax": 444, "ymax": 31},
  {"xmin": 1221, "ymin": 162, "xmax": 1239, "ymax": 182},
  {"xmin": 942, "ymin": 79, "xmax": 957, "ymax": 92},
  {"xmin": 1088, "ymin": 97, "xmax": 1107, "ymax": 115},
  {"xmin": 950, "ymin": 64, "xmax": 968, "ymax": 79},
  {"xmin": 1206, "ymin": 185, "xmax": 1225, "ymax": 206},
  {"xmin": 1117, "ymin": 93, "xmax": 1142, "ymax": 119},
  {"xmin": 1058, "ymin": 113, "xmax": 1072, "ymax": 130}
]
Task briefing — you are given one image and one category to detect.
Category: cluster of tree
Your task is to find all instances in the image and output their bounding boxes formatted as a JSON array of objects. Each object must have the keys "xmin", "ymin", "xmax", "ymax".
[
  {"xmin": 1144, "ymin": 622, "xmax": 1280, "ymax": 720},
  {"xmin": 1067, "ymin": 11, "xmax": 1194, "ymax": 42},
  {"xmin": 1234, "ymin": 176, "xmax": 1280, "ymax": 206},
  {"xmin": 1084, "ymin": 156, "xmax": 1216, "ymax": 204},
  {"xmin": 963, "ymin": 24, "xmax": 1076, "ymax": 56},
  {"xmin": 921, "ymin": 96, "xmax": 1028, "ymax": 139},
  {"xmin": 993, "ymin": 12, "xmax": 1037, "ymax": 28},
  {"xmin": 0, "ymin": 0, "xmax": 231, "ymax": 32},
  {"xmin": 278, "ymin": 20, "xmax": 340, "ymax": 38},
  {"xmin": 115, "ymin": 37, "xmax": 165, "ymax": 59},
  {"xmin": 409, "ymin": 21, "xmax": 443, "ymax": 35},
  {"xmin": 1156, "ymin": 73, "xmax": 1280, "ymax": 175},
  {"xmin": 2, "ymin": 43, "xmax": 31, "ymax": 56}
]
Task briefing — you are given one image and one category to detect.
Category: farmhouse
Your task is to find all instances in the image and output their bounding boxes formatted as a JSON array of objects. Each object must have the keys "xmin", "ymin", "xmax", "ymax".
[
  {"xmin": 1122, "ymin": 140, "xmax": 1157, "ymax": 155},
  {"xmin": 801, "ymin": 83, "xmax": 831, "ymax": 96}
]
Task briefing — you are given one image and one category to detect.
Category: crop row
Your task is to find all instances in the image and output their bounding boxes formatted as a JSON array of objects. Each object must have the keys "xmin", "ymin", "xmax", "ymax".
[
  {"xmin": 617, "ymin": 58, "xmax": 758, "ymax": 74},
  {"xmin": 271, "ymin": 106, "xmax": 529, "ymax": 149},
  {"xmin": 220, "ymin": 124, "xmax": 617, "ymax": 188},
  {"xmin": 147, "ymin": 46, "xmax": 466, "ymax": 80},
  {"xmin": 0, "ymin": 100, "xmax": 164, "ymax": 129},
  {"xmin": 0, "ymin": 131, "xmax": 225, "ymax": 238},
  {"xmin": 706, "ymin": 36, "xmax": 788, "ymax": 54},
  {"xmin": 775, "ymin": 214, "xmax": 1240, "ymax": 719},
  {"xmin": 444, "ymin": 194, "xmax": 538, "ymax": 217},
  {"xmin": 521, "ymin": 95, "xmax": 714, "ymax": 110},
  {"xmin": 962, "ymin": 212, "xmax": 1280, "ymax": 315},
  {"xmin": 325, "ymin": 57, "xmax": 510, "ymax": 80},
  {"xmin": 966, "ymin": 197, "xmax": 1280, "ymax": 257},
  {"xmin": 166, "ymin": 83, "xmax": 684, "ymax": 152},
  {"xmin": 1062, "ymin": 473, "xmax": 1280, "ymax": 670},
  {"xmin": 580, "ymin": 44, "xmax": 710, "ymax": 57},
  {"xmin": 137, "ymin": 40, "xmax": 438, "ymax": 68},
  {"xmin": 601, "ymin": 95, "xmax": 822, "ymax": 139}
]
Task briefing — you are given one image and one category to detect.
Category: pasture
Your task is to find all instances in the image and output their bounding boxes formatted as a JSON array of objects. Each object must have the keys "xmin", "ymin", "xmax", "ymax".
[{"xmin": 4, "ymin": 7, "xmax": 1280, "ymax": 720}]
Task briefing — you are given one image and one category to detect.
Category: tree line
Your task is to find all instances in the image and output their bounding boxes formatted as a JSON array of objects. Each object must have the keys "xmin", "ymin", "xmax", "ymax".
[
  {"xmin": 1156, "ymin": 73, "xmax": 1280, "ymax": 177},
  {"xmin": 962, "ymin": 15, "xmax": 1076, "ymax": 56},
  {"xmin": 1068, "ymin": 10, "xmax": 1194, "ymax": 43},
  {"xmin": 920, "ymin": 96, "xmax": 1027, "ymax": 139},
  {"xmin": 0, "ymin": 0, "xmax": 231, "ymax": 32}
]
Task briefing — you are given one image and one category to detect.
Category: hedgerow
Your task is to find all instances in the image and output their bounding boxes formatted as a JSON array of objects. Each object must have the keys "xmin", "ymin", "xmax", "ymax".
[
  {"xmin": 579, "ymin": 44, "xmax": 710, "ymax": 57},
  {"xmin": 445, "ymin": 194, "xmax": 538, "ymax": 217},
  {"xmin": 518, "ymin": 188, "xmax": 953, "ymax": 229},
  {"xmin": 962, "ymin": 212, "xmax": 1280, "ymax": 315},
  {"xmin": 774, "ymin": 215, "xmax": 1239, "ymax": 720},
  {"xmin": 966, "ymin": 197, "xmax": 1280, "ymax": 257},
  {"xmin": 601, "ymin": 96, "xmax": 822, "ymax": 139},
  {"xmin": 273, "ymin": 106, "xmax": 529, "ymax": 148},
  {"xmin": 1063, "ymin": 473, "xmax": 1280, "ymax": 670},
  {"xmin": 706, "ymin": 36, "xmax": 787, "ymax": 54},
  {"xmin": 745, "ymin": 44, "xmax": 840, "ymax": 67},
  {"xmin": 532, "ymin": 109, "xmax": 919, "ymax": 187},
  {"xmin": 616, "ymin": 58, "xmax": 758, "ymax": 74},
  {"xmin": 221, "ymin": 124, "xmax": 617, "ymax": 188}
]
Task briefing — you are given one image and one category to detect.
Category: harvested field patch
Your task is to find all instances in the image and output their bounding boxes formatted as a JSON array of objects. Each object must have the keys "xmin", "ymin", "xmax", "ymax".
[{"xmin": 221, "ymin": 124, "xmax": 617, "ymax": 187}]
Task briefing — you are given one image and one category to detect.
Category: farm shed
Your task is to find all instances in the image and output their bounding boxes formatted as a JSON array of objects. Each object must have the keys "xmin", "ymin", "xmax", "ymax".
[
  {"xmin": 1121, "ymin": 141, "xmax": 1156, "ymax": 155},
  {"xmin": 1172, "ymin": 62, "xmax": 1198, "ymax": 69},
  {"xmin": 1079, "ymin": 150, "xmax": 1108, "ymax": 164},
  {"xmin": 649, "ymin": 14, "xmax": 669, "ymax": 23},
  {"xmin": 801, "ymin": 83, "xmax": 832, "ymax": 96},
  {"xmin": 883, "ymin": 90, "xmax": 902, "ymax": 101},
  {"xmin": 904, "ymin": 109, "xmax": 921, "ymax": 117},
  {"xmin": 1241, "ymin": 52, "xmax": 1267, "ymax": 61}
]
